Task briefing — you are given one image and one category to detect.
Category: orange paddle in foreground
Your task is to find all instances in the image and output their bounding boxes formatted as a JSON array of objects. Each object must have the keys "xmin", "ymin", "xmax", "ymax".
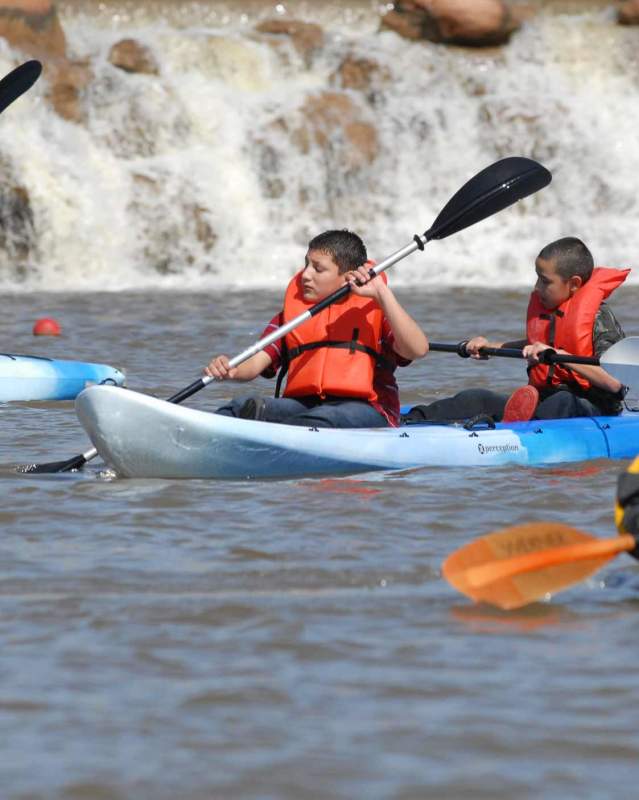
[{"xmin": 442, "ymin": 522, "xmax": 637, "ymax": 610}]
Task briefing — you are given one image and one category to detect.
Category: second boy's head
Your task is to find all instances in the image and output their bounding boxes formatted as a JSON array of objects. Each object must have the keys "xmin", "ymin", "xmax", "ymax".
[
  {"xmin": 534, "ymin": 237, "xmax": 594, "ymax": 310},
  {"xmin": 301, "ymin": 229, "xmax": 367, "ymax": 301}
]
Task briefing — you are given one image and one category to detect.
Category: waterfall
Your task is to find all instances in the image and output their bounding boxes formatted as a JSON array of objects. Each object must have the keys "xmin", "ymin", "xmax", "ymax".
[{"xmin": 0, "ymin": 1, "xmax": 636, "ymax": 290}]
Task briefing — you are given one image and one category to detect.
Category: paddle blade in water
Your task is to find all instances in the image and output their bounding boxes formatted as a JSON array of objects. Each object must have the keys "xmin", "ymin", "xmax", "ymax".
[
  {"xmin": 17, "ymin": 453, "xmax": 90, "ymax": 474},
  {"xmin": 425, "ymin": 157, "xmax": 552, "ymax": 241},
  {"xmin": 0, "ymin": 60, "xmax": 42, "ymax": 115},
  {"xmin": 442, "ymin": 522, "xmax": 635, "ymax": 610}
]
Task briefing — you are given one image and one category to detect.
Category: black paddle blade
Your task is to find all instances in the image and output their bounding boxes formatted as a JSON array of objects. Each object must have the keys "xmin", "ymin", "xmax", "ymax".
[
  {"xmin": 0, "ymin": 60, "xmax": 42, "ymax": 115},
  {"xmin": 16, "ymin": 453, "xmax": 88, "ymax": 474},
  {"xmin": 425, "ymin": 157, "xmax": 551, "ymax": 241}
]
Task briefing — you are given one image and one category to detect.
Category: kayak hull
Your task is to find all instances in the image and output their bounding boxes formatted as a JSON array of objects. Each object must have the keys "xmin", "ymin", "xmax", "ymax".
[
  {"xmin": 0, "ymin": 354, "xmax": 125, "ymax": 402},
  {"xmin": 75, "ymin": 385, "xmax": 639, "ymax": 480}
]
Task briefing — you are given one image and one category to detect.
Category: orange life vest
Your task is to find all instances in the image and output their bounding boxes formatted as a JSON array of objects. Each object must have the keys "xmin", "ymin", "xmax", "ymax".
[
  {"xmin": 526, "ymin": 267, "xmax": 630, "ymax": 391},
  {"xmin": 281, "ymin": 271, "xmax": 386, "ymax": 401}
]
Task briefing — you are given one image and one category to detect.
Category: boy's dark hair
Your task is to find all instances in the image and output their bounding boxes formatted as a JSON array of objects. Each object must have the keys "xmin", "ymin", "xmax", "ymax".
[
  {"xmin": 537, "ymin": 237, "xmax": 594, "ymax": 282},
  {"xmin": 307, "ymin": 229, "xmax": 367, "ymax": 273}
]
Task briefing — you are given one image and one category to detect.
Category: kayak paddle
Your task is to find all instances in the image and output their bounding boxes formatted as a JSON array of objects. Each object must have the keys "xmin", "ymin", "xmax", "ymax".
[
  {"xmin": 0, "ymin": 60, "xmax": 42, "ymax": 115},
  {"xmin": 442, "ymin": 521, "xmax": 638, "ymax": 610},
  {"xmin": 18, "ymin": 156, "xmax": 551, "ymax": 473},
  {"xmin": 428, "ymin": 337, "xmax": 639, "ymax": 397}
]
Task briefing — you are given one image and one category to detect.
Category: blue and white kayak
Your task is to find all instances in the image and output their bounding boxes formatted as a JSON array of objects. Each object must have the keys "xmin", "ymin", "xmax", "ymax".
[
  {"xmin": 0, "ymin": 354, "xmax": 125, "ymax": 402},
  {"xmin": 75, "ymin": 385, "xmax": 639, "ymax": 479}
]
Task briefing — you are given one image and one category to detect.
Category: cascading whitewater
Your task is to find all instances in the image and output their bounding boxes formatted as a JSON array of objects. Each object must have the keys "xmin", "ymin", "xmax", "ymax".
[{"xmin": 0, "ymin": 2, "xmax": 636, "ymax": 291}]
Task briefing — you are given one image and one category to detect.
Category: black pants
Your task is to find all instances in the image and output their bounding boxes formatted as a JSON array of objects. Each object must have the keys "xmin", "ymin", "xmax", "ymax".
[
  {"xmin": 404, "ymin": 387, "xmax": 606, "ymax": 423},
  {"xmin": 403, "ymin": 389, "xmax": 507, "ymax": 423}
]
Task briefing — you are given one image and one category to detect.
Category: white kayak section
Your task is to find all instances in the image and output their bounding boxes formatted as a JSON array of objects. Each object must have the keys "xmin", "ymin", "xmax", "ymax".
[
  {"xmin": 0, "ymin": 354, "xmax": 125, "ymax": 402},
  {"xmin": 75, "ymin": 385, "xmax": 639, "ymax": 480}
]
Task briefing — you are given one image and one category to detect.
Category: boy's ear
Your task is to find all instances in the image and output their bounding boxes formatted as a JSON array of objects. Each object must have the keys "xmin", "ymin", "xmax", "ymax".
[{"xmin": 568, "ymin": 275, "xmax": 583, "ymax": 294}]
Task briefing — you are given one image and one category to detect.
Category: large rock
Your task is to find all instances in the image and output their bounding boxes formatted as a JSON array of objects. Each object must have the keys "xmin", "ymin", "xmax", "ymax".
[
  {"xmin": 0, "ymin": 2, "xmax": 95, "ymax": 123},
  {"xmin": 0, "ymin": 158, "xmax": 36, "ymax": 282},
  {"xmin": 0, "ymin": 0, "xmax": 66, "ymax": 59},
  {"xmin": 130, "ymin": 173, "xmax": 218, "ymax": 275},
  {"xmin": 330, "ymin": 56, "xmax": 392, "ymax": 111},
  {"xmin": 618, "ymin": 0, "xmax": 639, "ymax": 24},
  {"xmin": 46, "ymin": 58, "xmax": 92, "ymax": 123},
  {"xmin": 255, "ymin": 19, "xmax": 324, "ymax": 66},
  {"xmin": 254, "ymin": 91, "xmax": 378, "ymax": 210},
  {"xmin": 109, "ymin": 38, "xmax": 159, "ymax": 75},
  {"xmin": 382, "ymin": 0, "xmax": 525, "ymax": 47},
  {"xmin": 331, "ymin": 55, "xmax": 390, "ymax": 93},
  {"xmin": 294, "ymin": 91, "xmax": 378, "ymax": 170},
  {"xmin": 381, "ymin": 4, "xmax": 431, "ymax": 40}
]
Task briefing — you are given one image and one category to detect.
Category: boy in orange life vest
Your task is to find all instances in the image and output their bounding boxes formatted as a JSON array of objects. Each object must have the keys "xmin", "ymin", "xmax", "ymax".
[
  {"xmin": 406, "ymin": 237, "xmax": 628, "ymax": 422},
  {"xmin": 205, "ymin": 229, "xmax": 429, "ymax": 428}
]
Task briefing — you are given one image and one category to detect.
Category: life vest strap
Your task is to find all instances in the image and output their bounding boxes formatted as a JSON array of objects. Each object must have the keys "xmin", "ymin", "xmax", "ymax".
[
  {"xmin": 288, "ymin": 340, "xmax": 391, "ymax": 368},
  {"xmin": 274, "ymin": 339, "xmax": 392, "ymax": 398}
]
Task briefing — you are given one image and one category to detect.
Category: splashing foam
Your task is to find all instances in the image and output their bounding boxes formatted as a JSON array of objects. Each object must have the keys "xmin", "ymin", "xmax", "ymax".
[{"xmin": 0, "ymin": 4, "xmax": 636, "ymax": 291}]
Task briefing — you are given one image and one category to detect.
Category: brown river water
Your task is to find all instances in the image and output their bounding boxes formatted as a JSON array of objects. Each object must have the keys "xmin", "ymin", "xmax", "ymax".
[{"xmin": 1, "ymin": 286, "xmax": 638, "ymax": 799}]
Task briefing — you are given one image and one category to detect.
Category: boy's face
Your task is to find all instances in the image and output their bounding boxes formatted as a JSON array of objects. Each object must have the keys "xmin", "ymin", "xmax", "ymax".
[
  {"xmin": 534, "ymin": 256, "xmax": 582, "ymax": 310},
  {"xmin": 301, "ymin": 248, "xmax": 345, "ymax": 301}
]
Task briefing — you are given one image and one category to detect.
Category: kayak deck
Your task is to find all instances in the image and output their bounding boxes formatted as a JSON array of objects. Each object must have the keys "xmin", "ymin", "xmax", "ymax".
[{"xmin": 75, "ymin": 385, "xmax": 639, "ymax": 480}]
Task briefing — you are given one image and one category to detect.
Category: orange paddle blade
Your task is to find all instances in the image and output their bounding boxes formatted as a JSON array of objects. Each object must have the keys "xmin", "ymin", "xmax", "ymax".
[{"xmin": 442, "ymin": 522, "xmax": 636, "ymax": 610}]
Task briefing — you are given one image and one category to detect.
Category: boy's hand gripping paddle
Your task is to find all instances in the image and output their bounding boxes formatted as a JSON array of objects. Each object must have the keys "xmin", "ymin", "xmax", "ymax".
[{"xmin": 426, "ymin": 338, "xmax": 639, "ymax": 398}]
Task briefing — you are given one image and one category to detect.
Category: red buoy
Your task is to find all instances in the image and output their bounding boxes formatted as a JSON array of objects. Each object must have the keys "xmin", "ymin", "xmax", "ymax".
[{"xmin": 33, "ymin": 317, "xmax": 61, "ymax": 336}]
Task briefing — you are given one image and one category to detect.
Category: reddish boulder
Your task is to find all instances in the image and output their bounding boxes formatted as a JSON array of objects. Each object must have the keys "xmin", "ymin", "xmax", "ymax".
[
  {"xmin": 109, "ymin": 38, "xmax": 159, "ymax": 75},
  {"xmin": 295, "ymin": 91, "xmax": 378, "ymax": 170},
  {"xmin": 331, "ymin": 56, "xmax": 390, "ymax": 93},
  {"xmin": 255, "ymin": 19, "xmax": 324, "ymax": 66},
  {"xmin": 0, "ymin": 158, "xmax": 35, "ymax": 281},
  {"xmin": 46, "ymin": 58, "xmax": 92, "ymax": 123},
  {"xmin": 0, "ymin": 0, "xmax": 66, "ymax": 59},
  {"xmin": 382, "ymin": 0, "xmax": 525, "ymax": 47},
  {"xmin": 618, "ymin": 0, "xmax": 639, "ymax": 24},
  {"xmin": 0, "ymin": 2, "xmax": 95, "ymax": 123},
  {"xmin": 381, "ymin": 6, "xmax": 427, "ymax": 40}
]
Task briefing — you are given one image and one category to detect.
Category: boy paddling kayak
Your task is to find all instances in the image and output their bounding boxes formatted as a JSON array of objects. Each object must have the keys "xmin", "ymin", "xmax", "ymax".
[
  {"xmin": 406, "ymin": 237, "xmax": 629, "ymax": 423},
  {"xmin": 205, "ymin": 229, "xmax": 429, "ymax": 428}
]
